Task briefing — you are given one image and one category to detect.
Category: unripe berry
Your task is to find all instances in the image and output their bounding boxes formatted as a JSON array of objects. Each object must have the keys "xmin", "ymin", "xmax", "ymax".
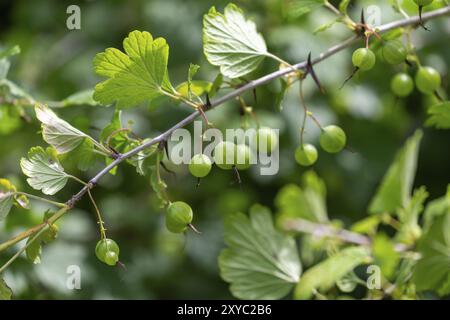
[
  {"xmin": 381, "ymin": 40, "xmax": 407, "ymax": 65},
  {"xmin": 320, "ymin": 125, "xmax": 347, "ymax": 154},
  {"xmin": 295, "ymin": 144, "xmax": 318, "ymax": 167},
  {"xmin": 391, "ymin": 73, "xmax": 414, "ymax": 97},
  {"xmin": 234, "ymin": 144, "xmax": 252, "ymax": 170},
  {"xmin": 189, "ymin": 154, "xmax": 212, "ymax": 178},
  {"xmin": 256, "ymin": 127, "xmax": 278, "ymax": 152},
  {"xmin": 95, "ymin": 238, "xmax": 120, "ymax": 266},
  {"xmin": 166, "ymin": 201, "xmax": 193, "ymax": 233},
  {"xmin": 352, "ymin": 48, "xmax": 376, "ymax": 71},
  {"xmin": 415, "ymin": 66, "xmax": 441, "ymax": 94},
  {"xmin": 213, "ymin": 141, "xmax": 236, "ymax": 170},
  {"xmin": 104, "ymin": 251, "xmax": 119, "ymax": 266}
]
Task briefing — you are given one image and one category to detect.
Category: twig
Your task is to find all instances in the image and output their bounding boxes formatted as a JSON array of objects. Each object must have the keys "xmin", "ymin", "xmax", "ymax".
[
  {"xmin": 0, "ymin": 7, "xmax": 448, "ymax": 262},
  {"xmin": 283, "ymin": 218, "xmax": 409, "ymax": 252}
]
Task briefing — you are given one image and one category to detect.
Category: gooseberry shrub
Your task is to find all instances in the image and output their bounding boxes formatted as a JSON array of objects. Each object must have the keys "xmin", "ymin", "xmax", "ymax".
[{"xmin": 0, "ymin": 1, "xmax": 450, "ymax": 300}]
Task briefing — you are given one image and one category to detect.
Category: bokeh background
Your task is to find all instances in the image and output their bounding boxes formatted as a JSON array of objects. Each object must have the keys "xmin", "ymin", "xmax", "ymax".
[{"xmin": 0, "ymin": 0, "xmax": 449, "ymax": 299}]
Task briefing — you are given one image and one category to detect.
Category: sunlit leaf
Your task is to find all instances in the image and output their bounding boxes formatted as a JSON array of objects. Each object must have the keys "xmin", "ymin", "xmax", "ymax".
[
  {"xmin": 219, "ymin": 204, "xmax": 301, "ymax": 300},
  {"xmin": 0, "ymin": 178, "xmax": 16, "ymax": 220},
  {"xmin": 413, "ymin": 211, "xmax": 450, "ymax": 296},
  {"xmin": 285, "ymin": 0, "xmax": 325, "ymax": 19},
  {"xmin": 203, "ymin": 3, "xmax": 268, "ymax": 78},
  {"xmin": 372, "ymin": 233, "xmax": 400, "ymax": 279},
  {"xmin": 35, "ymin": 104, "xmax": 89, "ymax": 154},
  {"xmin": 294, "ymin": 246, "xmax": 370, "ymax": 299},
  {"xmin": 276, "ymin": 171, "xmax": 328, "ymax": 225},
  {"xmin": 176, "ymin": 80, "xmax": 212, "ymax": 99},
  {"xmin": 93, "ymin": 30, "xmax": 174, "ymax": 108},
  {"xmin": 426, "ymin": 101, "xmax": 450, "ymax": 129},
  {"xmin": 369, "ymin": 130, "xmax": 422, "ymax": 214},
  {"xmin": 0, "ymin": 278, "xmax": 12, "ymax": 300},
  {"xmin": 20, "ymin": 146, "xmax": 70, "ymax": 195},
  {"xmin": 61, "ymin": 89, "xmax": 101, "ymax": 107}
]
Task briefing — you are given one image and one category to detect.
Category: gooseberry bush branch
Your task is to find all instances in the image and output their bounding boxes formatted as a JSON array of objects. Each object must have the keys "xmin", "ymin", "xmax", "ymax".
[{"xmin": 1, "ymin": 2, "xmax": 450, "ymax": 300}]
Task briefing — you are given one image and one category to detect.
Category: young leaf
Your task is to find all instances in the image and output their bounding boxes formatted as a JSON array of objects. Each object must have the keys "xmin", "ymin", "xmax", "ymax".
[
  {"xmin": 0, "ymin": 178, "xmax": 16, "ymax": 220},
  {"xmin": 176, "ymin": 81, "xmax": 212, "ymax": 99},
  {"xmin": 372, "ymin": 233, "xmax": 400, "ymax": 279},
  {"xmin": 26, "ymin": 211, "xmax": 58, "ymax": 264},
  {"xmin": 369, "ymin": 130, "xmax": 423, "ymax": 214},
  {"xmin": 187, "ymin": 63, "xmax": 200, "ymax": 99},
  {"xmin": 314, "ymin": 18, "xmax": 339, "ymax": 34},
  {"xmin": 93, "ymin": 30, "xmax": 174, "ymax": 108},
  {"xmin": 35, "ymin": 104, "xmax": 89, "ymax": 154},
  {"xmin": 203, "ymin": 4, "xmax": 268, "ymax": 79},
  {"xmin": 275, "ymin": 78, "xmax": 288, "ymax": 111},
  {"xmin": 422, "ymin": 185, "xmax": 450, "ymax": 232},
  {"xmin": 285, "ymin": 0, "xmax": 325, "ymax": 19},
  {"xmin": 426, "ymin": 101, "xmax": 450, "ymax": 129},
  {"xmin": 396, "ymin": 187, "xmax": 428, "ymax": 244},
  {"xmin": 339, "ymin": 0, "xmax": 351, "ymax": 14},
  {"xmin": 150, "ymin": 169, "xmax": 169, "ymax": 207},
  {"xmin": 294, "ymin": 246, "xmax": 370, "ymax": 299},
  {"xmin": 0, "ymin": 278, "xmax": 12, "ymax": 300},
  {"xmin": 219, "ymin": 204, "xmax": 301, "ymax": 300},
  {"xmin": 209, "ymin": 73, "xmax": 223, "ymax": 98},
  {"xmin": 275, "ymin": 171, "xmax": 328, "ymax": 225},
  {"xmin": 0, "ymin": 45, "xmax": 20, "ymax": 60},
  {"xmin": 20, "ymin": 147, "xmax": 70, "ymax": 195},
  {"xmin": 26, "ymin": 236, "xmax": 42, "ymax": 264},
  {"xmin": 61, "ymin": 89, "xmax": 101, "ymax": 107},
  {"xmin": 413, "ymin": 211, "xmax": 450, "ymax": 296}
]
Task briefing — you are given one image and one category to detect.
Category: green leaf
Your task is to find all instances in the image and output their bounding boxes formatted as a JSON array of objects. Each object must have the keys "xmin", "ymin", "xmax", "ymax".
[
  {"xmin": 0, "ymin": 178, "xmax": 16, "ymax": 220},
  {"xmin": 219, "ymin": 204, "xmax": 301, "ymax": 300},
  {"xmin": 93, "ymin": 30, "xmax": 174, "ymax": 108},
  {"xmin": 313, "ymin": 18, "xmax": 339, "ymax": 34},
  {"xmin": 0, "ymin": 79, "xmax": 35, "ymax": 102},
  {"xmin": 275, "ymin": 78, "xmax": 288, "ymax": 111},
  {"xmin": 339, "ymin": 0, "xmax": 351, "ymax": 14},
  {"xmin": 187, "ymin": 63, "xmax": 200, "ymax": 99},
  {"xmin": 369, "ymin": 130, "xmax": 423, "ymax": 214},
  {"xmin": 413, "ymin": 211, "xmax": 450, "ymax": 296},
  {"xmin": 176, "ymin": 81, "xmax": 212, "ymax": 99},
  {"xmin": 203, "ymin": 4, "xmax": 268, "ymax": 79},
  {"xmin": 426, "ymin": 101, "xmax": 450, "ymax": 129},
  {"xmin": 26, "ymin": 235, "xmax": 42, "ymax": 264},
  {"xmin": 35, "ymin": 104, "xmax": 90, "ymax": 154},
  {"xmin": 350, "ymin": 215, "xmax": 381, "ymax": 235},
  {"xmin": 0, "ymin": 104, "xmax": 22, "ymax": 135},
  {"xmin": 372, "ymin": 233, "xmax": 400, "ymax": 279},
  {"xmin": 285, "ymin": 0, "xmax": 325, "ymax": 19},
  {"xmin": 396, "ymin": 187, "xmax": 428, "ymax": 244},
  {"xmin": 150, "ymin": 168, "xmax": 169, "ymax": 207},
  {"xmin": 20, "ymin": 147, "xmax": 70, "ymax": 195},
  {"xmin": 25, "ymin": 211, "xmax": 58, "ymax": 264},
  {"xmin": 0, "ymin": 278, "xmax": 12, "ymax": 300},
  {"xmin": 276, "ymin": 171, "xmax": 328, "ymax": 225},
  {"xmin": 0, "ymin": 45, "xmax": 20, "ymax": 60},
  {"xmin": 209, "ymin": 73, "xmax": 223, "ymax": 98},
  {"xmin": 294, "ymin": 246, "xmax": 370, "ymax": 300},
  {"xmin": 71, "ymin": 139, "xmax": 98, "ymax": 171},
  {"xmin": 61, "ymin": 89, "xmax": 101, "ymax": 107},
  {"xmin": 423, "ymin": 185, "xmax": 450, "ymax": 232}
]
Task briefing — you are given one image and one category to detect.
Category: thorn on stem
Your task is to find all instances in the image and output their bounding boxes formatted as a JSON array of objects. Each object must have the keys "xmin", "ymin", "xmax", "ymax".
[
  {"xmin": 340, "ymin": 67, "xmax": 359, "ymax": 89},
  {"xmin": 188, "ymin": 223, "xmax": 201, "ymax": 234},
  {"xmin": 418, "ymin": 6, "xmax": 431, "ymax": 31},
  {"xmin": 196, "ymin": 177, "xmax": 201, "ymax": 188},
  {"xmin": 306, "ymin": 52, "xmax": 325, "ymax": 94}
]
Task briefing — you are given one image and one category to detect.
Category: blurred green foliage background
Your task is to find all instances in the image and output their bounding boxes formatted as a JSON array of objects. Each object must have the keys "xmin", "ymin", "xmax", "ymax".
[{"xmin": 0, "ymin": 0, "xmax": 449, "ymax": 299}]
